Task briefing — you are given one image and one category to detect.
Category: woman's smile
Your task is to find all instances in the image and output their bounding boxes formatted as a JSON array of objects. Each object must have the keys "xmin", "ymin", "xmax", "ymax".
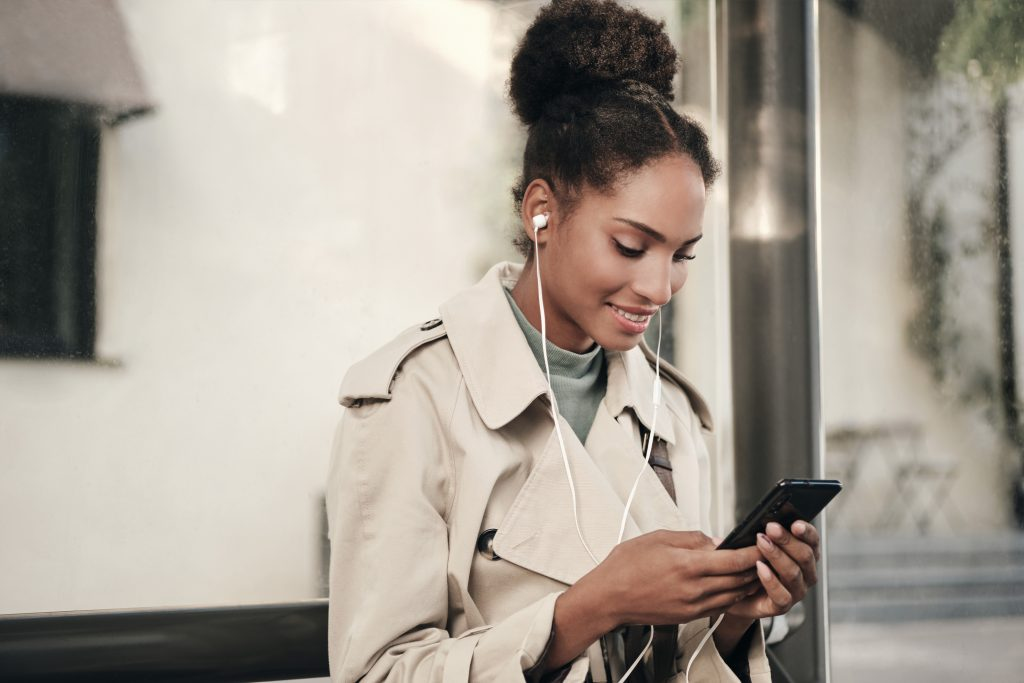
[{"xmin": 607, "ymin": 303, "xmax": 656, "ymax": 334}]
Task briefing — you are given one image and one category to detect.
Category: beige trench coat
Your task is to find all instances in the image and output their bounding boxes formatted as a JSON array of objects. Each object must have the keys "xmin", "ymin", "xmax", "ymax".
[{"xmin": 326, "ymin": 262, "xmax": 771, "ymax": 683}]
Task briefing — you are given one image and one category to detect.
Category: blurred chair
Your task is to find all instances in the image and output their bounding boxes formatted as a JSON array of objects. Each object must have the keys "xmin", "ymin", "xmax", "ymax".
[{"xmin": 826, "ymin": 421, "xmax": 960, "ymax": 534}]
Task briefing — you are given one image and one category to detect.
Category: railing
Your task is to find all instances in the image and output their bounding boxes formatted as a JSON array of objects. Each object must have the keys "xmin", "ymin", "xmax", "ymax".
[
  {"xmin": 0, "ymin": 600, "xmax": 328, "ymax": 682},
  {"xmin": 0, "ymin": 598, "xmax": 811, "ymax": 682}
]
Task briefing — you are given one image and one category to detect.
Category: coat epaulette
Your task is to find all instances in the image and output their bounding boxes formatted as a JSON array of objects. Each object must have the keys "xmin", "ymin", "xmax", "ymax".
[
  {"xmin": 640, "ymin": 342, "xmax": 714, "ymax": 432},
  {"xmin": 338, "ymin": 318, "xmax": 448, "ymax": 407}
]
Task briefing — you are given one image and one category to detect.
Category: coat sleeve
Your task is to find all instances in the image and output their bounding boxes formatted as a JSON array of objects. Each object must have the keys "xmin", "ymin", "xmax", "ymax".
[{"xmin": 326, "ymin": 369, "xmax": 589, "ymax": 683}]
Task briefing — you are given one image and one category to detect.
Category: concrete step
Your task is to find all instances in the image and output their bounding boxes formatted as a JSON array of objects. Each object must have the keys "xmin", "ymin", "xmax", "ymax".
[
  {"xmin": 828, "ymin": 533, "xmax": 1024, "ymax": 568},
  {"xmin": 826, "ymin": 533, "xmax": 1024, "ymax": 622}
]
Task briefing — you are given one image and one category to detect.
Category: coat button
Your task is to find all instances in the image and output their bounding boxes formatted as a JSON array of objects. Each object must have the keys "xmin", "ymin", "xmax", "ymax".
[
  {"xmin": 476, "ymin": 528, "xmax": 501, "ymax": 561},
  {"xmin": 420, "ymin": 318, "xmax": 442, "ymax": 331}
]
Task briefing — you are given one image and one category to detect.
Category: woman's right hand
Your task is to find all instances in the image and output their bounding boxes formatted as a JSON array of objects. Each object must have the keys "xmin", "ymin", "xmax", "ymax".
[
  {"xmin": 539, "ymin": 530, "xmax": 762, "ymax": 674},
  {"xmin": 581, "ymin": 529, "xmax": 763, "ymax": 627}
]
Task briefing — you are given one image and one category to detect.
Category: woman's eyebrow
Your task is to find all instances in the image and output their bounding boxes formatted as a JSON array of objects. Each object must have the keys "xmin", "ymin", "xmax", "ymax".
[{"xmin": 613, "ymin": 217, "xmax": 703, "ymax": 247}]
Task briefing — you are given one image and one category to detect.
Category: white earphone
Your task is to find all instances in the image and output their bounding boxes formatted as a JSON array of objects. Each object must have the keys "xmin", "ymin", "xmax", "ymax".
[{"xmin": 532, "ymin": 212, "xmax": 549, "ymax": 233}]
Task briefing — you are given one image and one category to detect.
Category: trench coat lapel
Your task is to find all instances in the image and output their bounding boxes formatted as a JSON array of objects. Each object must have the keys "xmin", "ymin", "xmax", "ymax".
[
  {"xmin": 491, "ymin": 415, "xmax": 628, "ymax": 586},
  {"xmin": 585, "ymin": 404, "xmax": 688, "ymax": 535},
  {"xmin": 492, "ymin": 397, "xmax": 687, "ymax": 587},
  {"xmin": 440, "ymin": 262, "xmax": 551, "ymax": 432}
]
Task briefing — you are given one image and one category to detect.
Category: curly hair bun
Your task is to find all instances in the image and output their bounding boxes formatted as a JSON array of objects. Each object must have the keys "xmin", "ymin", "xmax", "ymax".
[{"xmin": 509, "ymin": 0, "xmax": 678, "ymax": 126}]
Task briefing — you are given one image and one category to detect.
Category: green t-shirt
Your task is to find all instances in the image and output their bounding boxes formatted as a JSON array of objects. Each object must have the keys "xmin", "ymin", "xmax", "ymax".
[{"xmin": 503, "ymin": 287, "xmax": 607, "ymax": 443}]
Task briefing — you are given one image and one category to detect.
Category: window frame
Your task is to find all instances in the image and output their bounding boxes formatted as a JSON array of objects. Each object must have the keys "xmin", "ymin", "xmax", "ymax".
[{"xmin": 0, "ymin": 97, "xmax": 100, "ymax": 360}]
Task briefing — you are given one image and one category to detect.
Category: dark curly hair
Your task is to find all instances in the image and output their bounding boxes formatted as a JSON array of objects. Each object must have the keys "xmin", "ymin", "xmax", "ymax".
[{"xmin": 509, "ymin": 0, "xmax": 720, "ymax": 256}]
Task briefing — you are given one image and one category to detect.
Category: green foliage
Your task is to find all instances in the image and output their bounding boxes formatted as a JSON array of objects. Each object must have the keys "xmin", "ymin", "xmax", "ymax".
[
  {"xmin": 906, "ymin": 198, "xmax": 951, "ymax": 387},
  {"xmin": 937, "ymin": 0, "xmax": 1024, "ymax": 94},
  {"xmin": 677, "ymin": 0, "xmax": 703, "ymax": 28}
]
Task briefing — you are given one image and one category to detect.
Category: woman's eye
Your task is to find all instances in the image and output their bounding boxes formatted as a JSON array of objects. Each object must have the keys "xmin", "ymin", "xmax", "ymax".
[
  {"xmin": 613, "ymin": 240, "xmax": 644, "ymax": 258},
  {"xmin": 673, "ymin": 252, "xmax": 697, "ymax": 263}
]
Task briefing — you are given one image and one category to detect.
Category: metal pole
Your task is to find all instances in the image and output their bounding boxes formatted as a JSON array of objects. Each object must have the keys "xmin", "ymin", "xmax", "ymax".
[{"xmin": 726, "ymin": 1, "xmax": 827, "ymax": 681}]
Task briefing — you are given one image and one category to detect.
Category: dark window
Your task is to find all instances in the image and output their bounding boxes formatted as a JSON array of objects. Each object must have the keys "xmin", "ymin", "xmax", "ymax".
[{"xmin": 0, "ymin": 98, "xmax": 100, "ymax": 358}]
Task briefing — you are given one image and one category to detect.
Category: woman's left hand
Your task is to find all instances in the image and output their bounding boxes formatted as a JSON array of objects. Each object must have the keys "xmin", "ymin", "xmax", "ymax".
[{"xmin": 724, "ymin": 520, "xmax": 821, "ymax": 621}]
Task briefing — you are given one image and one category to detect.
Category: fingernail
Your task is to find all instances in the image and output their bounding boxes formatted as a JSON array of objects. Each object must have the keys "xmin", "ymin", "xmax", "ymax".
[
  {"xmin": 793, "ymin": 521, "xmax": 806, "ymax": 535},
  {"xmin": 766, "ymin": 522, "xmax": 783, "ymax": 537},
  {"xmin": 757, "ymin": 532, "xmax": 773, "ymax": 549}
]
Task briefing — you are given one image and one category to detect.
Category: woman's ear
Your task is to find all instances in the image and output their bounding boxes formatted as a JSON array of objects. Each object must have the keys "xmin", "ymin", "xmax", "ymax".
[{"xmin": 520, "ymin": 179, "xmax": 554, "ymax": 245}]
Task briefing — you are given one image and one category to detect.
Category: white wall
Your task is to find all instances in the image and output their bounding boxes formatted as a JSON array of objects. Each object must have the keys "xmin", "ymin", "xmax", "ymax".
[
  {"xmin": 0, "ymin": 0, "xmax": 509, "ymax": 614},
  {"xmin": 819, "ymin": 1, "xmax": 1012, "ymax": 532},
  {"xmin": 1010, "ymin": 82, "xmax": 1024, "ymax": 435},
  {"xmin": 669, "ymin": 0, "xmax": 737, "ymax": 535}
]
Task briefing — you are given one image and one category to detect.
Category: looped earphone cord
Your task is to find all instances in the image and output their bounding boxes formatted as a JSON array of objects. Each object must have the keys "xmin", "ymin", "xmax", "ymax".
[
  {"xmin": 534, "ymin": 227, "xmax": 601, "ymax": 566},
  {"xmin": 531, "ymin": 216, "xmax": 720, "ymax": 682}
]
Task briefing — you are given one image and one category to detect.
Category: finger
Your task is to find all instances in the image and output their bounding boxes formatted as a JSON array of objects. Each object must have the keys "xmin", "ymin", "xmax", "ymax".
[
  {"xmin": 757, "ymin": 532, "xmax": 809, "ymax": 597},
  {"xmin": 693, "ymin": 584, "xmax": 759, "ymax": 617},
  {"xmin": 702, "ymin": 546, "xmax": 762, "ymax": 575},
  {"xmin": 756, "ymin": 560, "xmax": 793, "ymax": 609},
  {"xmin": 791, "ymin": 521, "xmax": 821, "ymax": 561},
  {"xmin": 699, "ymin": 569, "xmax": 759, "ymax": 595},
  {"xmin": 665, "ymin": 530, "xmax": 716, "ymax": 551},
  {"xmin": 765, "ymin": 523, "xmax": 818, "ymax": 587}
]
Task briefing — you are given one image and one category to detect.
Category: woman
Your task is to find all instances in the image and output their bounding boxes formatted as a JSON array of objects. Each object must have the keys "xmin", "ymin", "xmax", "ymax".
[{"xmin": 326, "ymin": 1, "xmax": 820, "ymax": 681}]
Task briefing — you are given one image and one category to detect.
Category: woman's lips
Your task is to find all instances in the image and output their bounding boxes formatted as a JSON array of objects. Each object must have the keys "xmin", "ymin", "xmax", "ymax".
[{"xmin": 607, "ymin": 303, "xmax": 654, "ymax": 334}]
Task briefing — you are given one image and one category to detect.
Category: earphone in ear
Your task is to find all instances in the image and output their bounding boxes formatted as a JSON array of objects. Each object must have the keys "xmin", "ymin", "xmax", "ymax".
[
  {"xmin": 530, "ymin": 206, "xmax": 600, "ymax": 568},
  {"xmin": 532, "ymin": 213, "xmax": 548, "ymax": 233},
  {"xmin": 527, "ymin": 202, "xmax": 675, "ymax": 683}
]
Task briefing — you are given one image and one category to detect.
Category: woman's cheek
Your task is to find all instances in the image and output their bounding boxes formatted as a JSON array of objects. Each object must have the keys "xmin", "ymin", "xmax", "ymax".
[{"xmin": 671, "ymin": 267, "xmax": 688, "ymax": 294}]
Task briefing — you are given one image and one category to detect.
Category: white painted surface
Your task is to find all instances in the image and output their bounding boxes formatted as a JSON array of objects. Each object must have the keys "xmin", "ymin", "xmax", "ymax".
[
  {"xmin": 0, "ymin": 0, "xmax": 508, "ymax": 614},
  {"xmin": 819, "ymin": 1, "xmax": 1014, "ymax": 532}
]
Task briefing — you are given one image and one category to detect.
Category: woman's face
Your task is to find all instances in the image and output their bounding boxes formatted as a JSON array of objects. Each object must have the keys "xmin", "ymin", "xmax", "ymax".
[{"xmin": 538, "ymin": 154, "xmax": 707, "ymax": 353}]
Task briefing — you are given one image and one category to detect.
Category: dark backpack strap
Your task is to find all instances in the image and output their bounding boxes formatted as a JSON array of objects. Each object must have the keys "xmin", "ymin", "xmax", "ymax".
[
  {"xmin": 637, "ymin": 424, "xmax": 678, "ymax": 681},
  {"xmin": 639, "ymin": 425, "xmax": 676, "ymax": 504}
]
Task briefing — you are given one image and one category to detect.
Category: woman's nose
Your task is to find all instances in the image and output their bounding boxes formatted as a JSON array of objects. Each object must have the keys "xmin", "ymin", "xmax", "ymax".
[{"xmin": 633, "ymin": 261, "xmax": 674, "ymax": 306}]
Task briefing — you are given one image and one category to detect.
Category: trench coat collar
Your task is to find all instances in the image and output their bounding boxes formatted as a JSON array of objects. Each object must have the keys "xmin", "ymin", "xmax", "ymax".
[
  {"xmin": 604, "ymin": 345, "xmax": 677, "ymax": 445},
  {"xmin": 439, "ymin": 262, "xmax": 676, "ymax": 445}
]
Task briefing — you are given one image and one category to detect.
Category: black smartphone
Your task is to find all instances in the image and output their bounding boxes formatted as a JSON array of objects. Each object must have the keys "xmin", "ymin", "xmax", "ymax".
[{"xmin": 716, "ymin": 479, "xmax": 842, "ymax": 550}]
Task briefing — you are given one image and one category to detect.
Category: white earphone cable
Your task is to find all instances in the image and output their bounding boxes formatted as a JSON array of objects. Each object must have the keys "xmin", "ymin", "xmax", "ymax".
[
  {"xmin": 533, "ymin": 222, "xmax": 600, "ymax": 566},
  {"xmin": 532, "ymin": 215, "xmax": 669, "ymax": 682},
  {"xmin": 685, "ymin": 614, "xmax": 726, "ymax": 682},
  {"xmin": 617, "ymin": 308, "xmax": 663, "ymax": 544}
]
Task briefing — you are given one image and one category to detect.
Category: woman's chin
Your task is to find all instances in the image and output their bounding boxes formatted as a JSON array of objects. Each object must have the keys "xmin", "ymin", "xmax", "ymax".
[{"xmin": 594, "ymin": 330, "xmax": 645, "ymax": 353}]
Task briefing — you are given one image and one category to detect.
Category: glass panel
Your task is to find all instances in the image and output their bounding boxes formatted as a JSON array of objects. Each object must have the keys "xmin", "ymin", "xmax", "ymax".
[
  {"xmin": 671, "ymin": 0, "xmax": 739, "ymax": 533},
  {"xmin": 0, "ymin": 0, "xmax": 525, "ymax": 615},
  {"xmin": 820, "ymin": 0, "xmax": 1024, "ymax": 680},
  {"xmin": 0, "ymin": 0, "xmax": 719, "ymax": 626}
]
